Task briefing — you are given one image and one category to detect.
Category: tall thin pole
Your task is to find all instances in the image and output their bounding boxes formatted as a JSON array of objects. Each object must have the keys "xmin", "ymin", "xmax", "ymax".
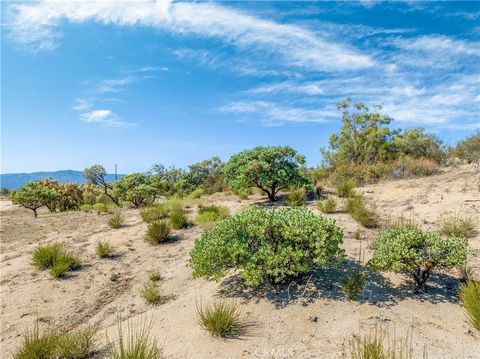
[{"xmin": 115, "ymin": 164, "xmax": 117, "ymax": 182}]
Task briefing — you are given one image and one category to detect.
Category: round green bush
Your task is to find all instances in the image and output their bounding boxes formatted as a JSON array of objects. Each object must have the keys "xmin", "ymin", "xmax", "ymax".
[{"xmin": 189, "ymin": 206, "xmax": 345, "ymax": 286}]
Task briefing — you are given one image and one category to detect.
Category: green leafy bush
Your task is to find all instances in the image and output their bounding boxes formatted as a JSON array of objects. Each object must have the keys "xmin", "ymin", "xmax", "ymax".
[
  {"xmin": 317, "ymin": 196, "xmax": 337, "ymax": 214},
  {"xmin": 169, "ymin": 209, "xmax": 189, "ymax": 229},
  {"xmin": 108, "ymin": 212, "xmax": 124, "ymax": 229},
  {"xmin": 12, "ymin": 181, "xmax": 60, "ymax": 217},
  {"xmin": 346, "ymin": 196, "xmax": 376, "ymax": 228},
  {"xmin": 80, "ymin": 204, "xmax": 93, "ymax": 212},
  {"xmin": 189, "ymin": 188, "xmax": 204, "ymax": 199},
  {"xmin": 336, "ymin": 179, "xmax": 356, "ymax": 198},
  {"xmin": 440, "ymin": 215, "xmax": 476, "ymax": 238},
  {"xmin": 196, "ymin": 300, "xmax": 241, "ymax": 338},
  {"xmin": 139, "ymin": 205, "xmax": 169, "ymax": 223},
  {"xmin": 145, "ymin": 221, "xmax": 171, "ymax": 245},
  {"xmin": 113, "ymin": 173, "xmax": 157, "ymax": 208},
  {"xmin": 92, "ymin": 203, "xmax": 109, "ymax": 214},
  {"xmin": 190, "ymin": 206, "xmax": 345, "ymax": 286},
  {"xmin": 369, "ymin": 227, "xmax": 469, "ymax": 291},
  {"xmin": 459, "ymin": 280, "xmax": 480, "ymax": 330},
  {"xmin": 96, "ymin": 240, "xmax": 113, "ymax": 258},
  {"xmin": 341, "ymin": 268, "xmax": 366, "ymax": 300},
  {"xmin": 15, "ymin": 322, "xmax": 96, "ymax": 359},
  {"xmin": 449, "ymin": 133, "xmax": 480, "ymax": 164},
  {"xmin": 285, "ymin": 187, "xmax": 307, "ymax": 207},
  {"xmin": 195, "ymin": 205, "xmax": 229, "ymax": 229},
  {"xmin": 32, "ymin": 243, "xmax": 80, "ymax": 278},
  {"xmin": 108, "ymin": 316, "xmax": 162, "ymax": 359}
]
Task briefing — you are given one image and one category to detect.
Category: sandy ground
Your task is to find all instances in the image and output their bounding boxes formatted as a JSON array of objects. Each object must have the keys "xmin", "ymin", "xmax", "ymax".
[{"xmin": 1, "ymin": 168, "xmax": 479, "ymax": 358}]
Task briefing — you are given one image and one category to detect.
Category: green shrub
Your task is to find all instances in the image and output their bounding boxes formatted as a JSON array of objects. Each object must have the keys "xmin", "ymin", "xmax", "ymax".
[
  {"xmin": 235, "ymin": 188, "xmax": 252, "ymax": 200},
  {"xmin": 341, "ymin": 268, "xmax": 366, "ymax": 300},
  {"xmin": 346, "ymin": 196, "xmax": 376, "ymax": 228},
  {"xmin": 196, "ymin": 300, "xmax": 241, "ymax": 338},
  {"xmin": 169, "ymin": 209, "xmax": 189, "ymax": 229},
  {"xmin": 285, "ymin": 187, "xmax": 307, "ymax": 207},
  {"xmin": 92, "ymin": 203, "xmax": 108, "ymax": 214},
  {"xmin": 190, "ymin": 206, "xmax": 345, "ymax": 286},
  {"xmin": 440, "ymin": 215, "xmax": 475, "ymax": 238},
  {"xmin": 141, "ymin": 282, "xmax": 162, "ymax": 304},
  {"xmin": 80, "ymin": 204, "xmax": 93, "ymax": 213},
  {"xmin": 459, "ymin": 280, "xmax": 480, "ymax": 330},
  {"xmin": 189, "ymin": 188, "xmax": 204, "ymax": 199},
  {"xmin": 145, "ymin": 221, "xmax": 171, "ymax": 245},
  {"xmin": 336, "ymin": 179, "xmax": 356, "ymax": 198},
  {"xmin": 108, "ymin": 212, "xmax": 124, "ymax": 229},
  {"xmin": 108, "ymin": 316, "xmax": 162, "ymax": 359},
  {"xmin": 195, "ymin": 205, "xmax": 229, "ymax": 229},
  {"xmin": 32, "ymin": 243, "xmax": 80, "ymax": 278},
  {"xmin": 449, "ymin": 133, "xmax": 480, "ymax": 164},
  {"xmin": 96, "ymin": 240, "xmax": 113, "ymax": 258},
  {"xmin": 139, "ymin": 205, "xmax": 169, "ymax": 223},
  {"xmin": 369, "ymin": 227, "xmax": 469, "ymax": 291},
  {"xmin": 317, "ymin": 196, "xmax": 337, "ymax": 214},
  {"xmin": 397, "ymin": 157, "xmax": 440, "ymax": 178},
  {"xmin": 14, "ymin": 322, "xmax": 96, "ymax": 359}
]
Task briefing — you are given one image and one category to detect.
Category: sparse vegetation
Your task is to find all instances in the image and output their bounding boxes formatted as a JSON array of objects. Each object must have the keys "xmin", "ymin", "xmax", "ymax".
[
  {"xmin": 93, "ymin": 202, "xmax": 109, "ymax": 214},
  {"xmin": 80, "ymin": 204, "xmax": 93, "ymax": 212},
  {"xmin": 108, "ymin": 212, "xmax": 124, "ymax": 229},
  {"xmin": 369, "ymin": 227, "xmax": 469, "ymax": 292},
  {"xmin": 440, "ymin": 214, "xmax": 475, "ymax": 238},
  {"xmin": 139, "ymin": 205, "xmax": 169, "ymax": 223},
  {"xmin": 449, "ymin": 133, "xmax": 480, "ymax": 165},
  {"xmin": 141, "ymin": 282, "xmax": 162, "ymax": 304},
  {"xmin": 285, "ymin": 187, "xmax": 307, "ymax": 207},
  {"xmin": 336, "ymin": 179, "xmax": 356, "ymax": 198},
  {"xmin": 96, "ymin": 240, "xmax": 113, "ymax": 258},
  {"xmin": 149, "ymin": 270, "xmax": 162, "ymax": 282},
  {"xmin": 459, "ymin": 280, "xmax": 480, "ymax": 330},
  {"xmin": 346, "ymin": 196, "xmax": 376, "ymax": 228},
  {"xmin": 189, "ymin": 188, "xmax": 204, "ymax": 199},
  {"xmin": 169, "ymin": 209, "xmax": 189, "ymax": 229},
  {"xmin": 14, "ymin": 321, "xmax": 96, "ymax": 359},
  {"xmin": 32, "ymin": 243, "xmax": 80, "ymax": 278},
  {"xmin": 190, "ymin": 206, "xmax": 345, "ymax": 286},
  {"xmin": 195, "ymin": 205, "xmax": 229, "ymax": 229},
  {"xmin": 196, "ymin": 300, "xmax": 241, "ymax": 338},
  {"xmin": 317, "ymin": 196, "xmax": 337, "ymax": 214},
  {"xmin": 145, "ymin": 221, "xmax": 171, "ymax": 244},
  {"xmin": 110, "ymin": 273, "xmax": 119, "ymax": 282},
  {"xmin": 108, "ymin": 316, "xmax": 162, "ymax": 359},
  {"xmin": 341, "ymin": 268, "xmax": 366, "ymax": 300},
  {"xmin": 458, "ymin": 264, "xmax": 475, "ymax": 283}
]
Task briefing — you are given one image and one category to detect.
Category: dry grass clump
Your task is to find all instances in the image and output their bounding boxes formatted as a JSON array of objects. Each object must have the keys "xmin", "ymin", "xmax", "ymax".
[
  {"xmin": 145, "ymin": 221, "xmax": 171, "ymax": 245},
  {"xmin": 459, "ymin": 280, "xmax": 480, "ymax": 330},
  {"xmin": 195, "ymin": 205, "xmax": 229, "ymax": 229},
  {"xmin": 336, "ymin": 179, "xmax": 356, "ymax": 198},
  {"xmin": 346, "ymin": 196, "xmax": 376, "ymax": 228},
  {"xmin": 14, "ymin": 322, "xmax": 96, "ymax": 359},
  {"xmin": 96, "ymin": 240, "xmax": 114, "ymax": 258},
  {"xmin": 141, "ymin": 282, "xmax": 162, "ymax": 305},
  {"xmin": 32, "ymin": 243, "xmax": 80, "ymax": 278},
  {"xmin": 108, "ymin": 316, "xmax": 162, "ymax": 359},
  {"xmin": 440, "ymin": 214, "xmax": 475, "ymax": 238},
  {"xmin": 317, "ymin": 196, "xmax": 337, "ymax": 214},
  {"xmin": 169, "ymin": 209, "xmax": 189, "ymax": 229},
  {"xmin": 196, "ymin": 300, "xmax": 242, "ymax": 338},
  {"xmin": 285, "ymin": 187, "xmax": 307, "ymax": 207},
  {"xmin": 108, "ymin": 212, "xmax": 124, "ymax": 229},
  {"xmin": 458, "ymin": 264, "xmax": 476, "ymax": 283}
]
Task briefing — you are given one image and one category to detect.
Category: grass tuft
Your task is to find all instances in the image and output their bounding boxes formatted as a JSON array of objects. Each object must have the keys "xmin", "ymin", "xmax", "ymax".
[
  {"xmin": 196, "ymin": 300, "xmax": 242, "ymax": 338},
  {"xmin": 145, "ymin": 221, "xmax": 171, "ymax": 245},
  {"xmin": 440, "ymin": 214, "xmax": 476, "ymax": 238},
  {"xmin": 459, "ymin": 280, "xmax": 480, "ymax": 330},
  {"xmin": 139, "ymin": 205, "xmax": 169, "ymax": 223},
  {"xmin": 195, "ymin": 205, "xmax": 229, "ymax": 230},
  {"xmin": 317, "ymin": 196, "xmax": 337, "ymax": 214},
  {"xmin": 141, "ymin": 282, "xmax": 162, "ymax": 305},
  {"xmin": 336, "ymin": 179, "xmax": 356, "ymax": 198},
  {"xmin": 346, "ymin": 196, "xmax": 376, "ymax": 228},
  {"xmin": 148, "ymin": 270, "xmax": 162, "ymax": 283},
  {"xmin": 108, "ymin": 212, "xmax": 124, "ymax": 229},
  {"xmin": 96, "ymin": 240, "xmax": 114, "ymax": 258},
  {"xmin": 169, "ymin": 209, "xmax": 189, "ymax": 229},
  {"xmin": 32, "ymin": 243, "xmax": 80, "ymax": 278},
  {"xmin": 285, "ymin": 187, "xmax": 307, "ymax": 207},
  {"xmin": 341, "ymin": 268, "xmax": 366, "ymax": 301}
]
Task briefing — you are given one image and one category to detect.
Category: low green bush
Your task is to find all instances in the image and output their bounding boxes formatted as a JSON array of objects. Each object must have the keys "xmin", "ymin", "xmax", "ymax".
[
  {"xmin": 196, "ymin": 300, "xmax": 241, "ymax": 338},
  {"xmin": 317, "ymin": 196, "xmax": 337, "ymax": 214},
  {"xmin": 96, "ymin": 240, "xmax": 113, "ymax": 258},
  {"xmin": 92, "ymin": 203, "xmax": 108, "ymax": 214},
  {"xmin": 139, "ymin": 205, "xmax": 169, "ymax": 223},
  {"xmin": 14, "ymin": 322, "xmax": 96, "ymax": 359},
  {"xmin": 346, "ymin": 196, "xmax": 376, "ymax": 228},
  {"xmin": 32, "ymin": 243, "xmax": 80, "ymax": 278},
  {"xmin": 108, "ymin": 212, "xmax": 124, "ymax": 229},
  {"xmin": 440, "ymin": 215, "xmax": 476, "ymax": 238},
  {"xmin": 336, "ymin": 179, "xmax": 356, "ymax": 198},
  {"xmin": 190, "ymin": 206, "xmax": 345, "ymax": 286},
  {"xmin": 459, "ymin": 280, "xmax": 480, "ymax": 330},
  {"xmin": 189, "ymin": 188, "xmax": 204, "ymax": 199},
  {"xmin": 80, "ymin": 204, "xmax": 93, "ymax": 213},
  {"xmin": 285, "ymin": 187, "xmax": 307, "ymax": 207},
  {"xmin": 169, "ymin": 209, "xmax": 189, "ymax": 229},
  {"xmin": 195, "ymin": 205, "xmax": 229, "ymax": 229},
  {"xmin": 341, "ymin": 268, "xmax": 366, "ymax": 300},
  {"xmin": 235, "ymin": 188, "xmax": 252, "ymax": 200},
  {"xmin": 369, "ymin": 226, "xmax": 469, "ymax": 291},
  {"xmin": 145, "ymin": 221, "xmax": 171, "ymax": 245}
]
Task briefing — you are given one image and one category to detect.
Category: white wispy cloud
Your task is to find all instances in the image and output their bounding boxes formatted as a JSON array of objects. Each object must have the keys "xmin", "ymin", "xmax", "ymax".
[
  {"xmin": 73, "ymin": 98, "xmax": 93, "ymax": 111},
  {"xmin": 247, "ymin": 82, "xmax": 324, "ymax": 96},
  {"xmin": 79, "ymin": 109, "xmax": 136, "ymax": 128},
  {"xmin": 95, "ymin": 76, "xmax": 135, "ymax": 94}
]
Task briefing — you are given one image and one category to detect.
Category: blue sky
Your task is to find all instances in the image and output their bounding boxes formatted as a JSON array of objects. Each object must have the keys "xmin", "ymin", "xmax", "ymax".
[{"xmin": 2, "ymin": 0, "xmax": 479, "ymax": 174}]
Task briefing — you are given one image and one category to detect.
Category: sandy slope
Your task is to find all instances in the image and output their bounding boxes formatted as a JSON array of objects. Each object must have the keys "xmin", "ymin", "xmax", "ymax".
[{"xmin": 1, "ymin": 168, "xmax": 479, "ymax": 358}]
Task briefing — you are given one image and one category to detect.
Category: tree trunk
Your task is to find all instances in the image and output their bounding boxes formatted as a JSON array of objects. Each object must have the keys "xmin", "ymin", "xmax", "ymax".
[
  {"xmin": 267, "ymin": 192, "xmax": 276, "ymax": 202},
  {"xmin": 412, "ymin": 268, "xmax": 431, "ymax": 293},
  {"xmin": 33, "ymin": 208, "xmax": 38, "ymax": 218}
]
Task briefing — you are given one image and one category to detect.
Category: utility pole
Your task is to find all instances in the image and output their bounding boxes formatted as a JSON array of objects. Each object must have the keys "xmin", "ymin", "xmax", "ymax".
[{"xmin": 115, "ymin": 164, "xmax": 117, "ymax": 182}]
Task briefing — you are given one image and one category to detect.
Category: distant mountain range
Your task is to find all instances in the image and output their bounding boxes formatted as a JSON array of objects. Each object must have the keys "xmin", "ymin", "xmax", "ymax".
[{"xmin": 0, "ymin": 170, "xmax": 124, "ymax": 189}]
